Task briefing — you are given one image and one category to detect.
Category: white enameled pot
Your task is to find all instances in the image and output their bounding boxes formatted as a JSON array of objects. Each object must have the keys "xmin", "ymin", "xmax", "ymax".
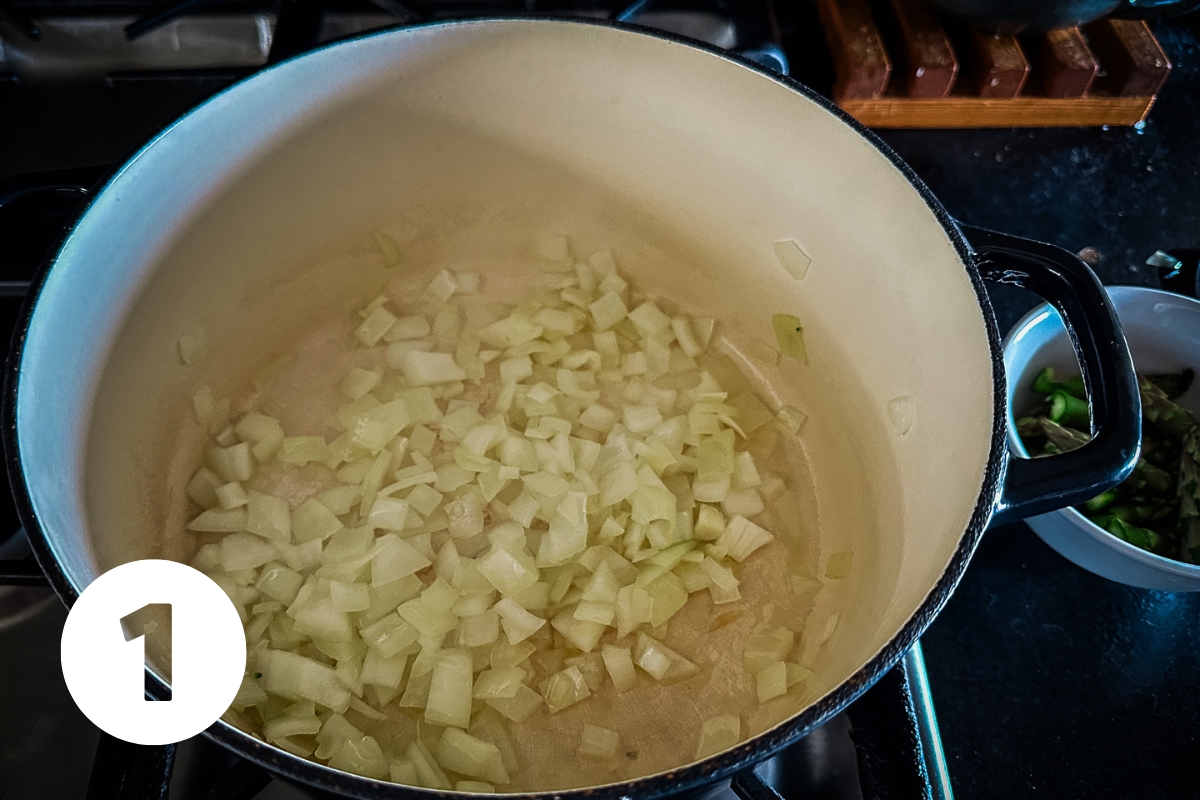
[{"xmin": 3, "ymin": 18, "xmax": 1141, "ymax": 800}]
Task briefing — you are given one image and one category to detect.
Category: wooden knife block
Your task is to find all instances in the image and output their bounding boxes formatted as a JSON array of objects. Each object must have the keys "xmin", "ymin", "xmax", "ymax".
[{"xmin": 813, "ymin": 0, "xmax": 1171, "ymax": 127}]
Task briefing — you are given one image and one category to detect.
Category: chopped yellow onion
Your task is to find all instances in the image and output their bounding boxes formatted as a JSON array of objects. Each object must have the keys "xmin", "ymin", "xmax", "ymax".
[{"xmin": 183, "ymin": 236, "xmax": 807, "ymax": 789}]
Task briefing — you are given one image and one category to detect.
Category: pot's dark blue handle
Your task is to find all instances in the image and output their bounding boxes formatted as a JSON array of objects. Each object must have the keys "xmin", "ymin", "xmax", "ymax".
[{"xmin": 958, "ymin": 223, "xmax": 1142, "ymax": 527}]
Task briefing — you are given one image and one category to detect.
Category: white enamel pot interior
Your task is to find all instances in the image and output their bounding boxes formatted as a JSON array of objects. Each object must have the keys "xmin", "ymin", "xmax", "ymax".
[{"xmin": 10, "ymin": 17, "xmax": 1024, "ymax": 800}]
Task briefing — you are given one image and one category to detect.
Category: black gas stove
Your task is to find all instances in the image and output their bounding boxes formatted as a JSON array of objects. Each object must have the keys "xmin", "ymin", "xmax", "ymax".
[{"xmin": 0, "ymin": 2, "xmax": 951, "ymax": 800}]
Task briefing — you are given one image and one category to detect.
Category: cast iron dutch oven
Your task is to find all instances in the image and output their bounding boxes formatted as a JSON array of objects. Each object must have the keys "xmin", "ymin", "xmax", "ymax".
[{"xmin": 1, "ymin": 18, "xmax": 1140, "ymax": 800}]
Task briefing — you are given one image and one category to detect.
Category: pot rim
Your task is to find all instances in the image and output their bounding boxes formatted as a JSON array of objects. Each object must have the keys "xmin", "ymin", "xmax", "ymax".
[{"xmin": 1, "ymin": 15, "xmax": 1006, "ymax": 799}]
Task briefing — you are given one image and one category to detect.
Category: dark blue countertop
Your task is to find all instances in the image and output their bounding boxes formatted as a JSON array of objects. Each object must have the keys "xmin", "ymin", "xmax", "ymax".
[{"xmin": 875, "ymin": 17, "xmax": 1200, "ymax": 800}]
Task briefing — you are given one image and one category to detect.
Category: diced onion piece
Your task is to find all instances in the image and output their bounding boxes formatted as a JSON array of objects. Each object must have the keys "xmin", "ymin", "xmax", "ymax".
[
  {"xmin": 825, "ymin": 550, "xmax": 853, "ymax": 579},
  {"xmin": 347, "ymin": 400, "xmax": 410, "ymax": 452},
  {"xmin": 692, "ymin": 476, "xmax": 730, "ymax": 504},
  {"xmin": 478, "ymin": 548, "xmax": 539, "ymax": 599},
  {"xmin": 368, "ymin": 497, "xmax": 410, "ymax": 532},
  {"xmin": 544, "ymin": 665, "xmax": 590, "ymax": 713},
  {"xmin": 207, "ymin": 442, "xmax": 253, "ymax": 483},
  {"xmin": 719, "ymin": 515, "xmax": 773, "ymax": 562},
  {"xmin": 390, "ymin": 758, "xmax": 419, "ymax": 786},
  {"xmin": 614, "ymin": 584, "xmax": 654, "ymax": 638},
  {"xmin": 588, "ymin": 292, "xmax": 628, "ymax": 331},
  {"xmin": 330, "ymin": 581, "xmax": 370, "ymax": 613},
  {"xmin": 695, "ymin": 715, "xmax": 741, "ymax": 760},
  {"xmin": 632, "ymin": 633, "xmax": 672, "ymax": 680},
  {"xmin": 187, "ymin": 467, "xmax": 223, "ymax": 508},
  {"xmin": 263, "ymin": 649, "xmax": 351, "ymax": 712},
  {"xmin": 372, "ymin": 231, "xmax": 402, "ymax": 267},
  {"xmin": 188, "ymin": 508, "xmax": 247, "ymax": 533},
  {"xmin": 387, "ymin": 315, "xmax": 431, "ymax": 341},
  {"xmin": 435, "ymin": 727, "xmax": 510, "ymax": 784},
  {"xmin": 537, "ymin": 492, "xmax": 588, "ymax": 567},
  {"xmin": 574, "ymin": 600, "xmax": 615, "ymax": 626},
  {"xmin": 774, "ymin": 405, "xmax": 807, "ymax": 436},
  {"xmin": 257, "ymin": 564, "xmax": 303, "ymax": 604},
  {"xmin": 292, "ymin": 498, "xmax": 343, "ymax": 543},
  {"xmin": 887, "ymin": 392, "xmax": 916, "ymax": 434},
  {"xmin": 578, "ymin": 724, "xmax": 620, "ymax": 760},
  {"xmin": 278, "ymin": 436, "xmax": 330, "ymax": 465},
  {"xmin": 232, "ymin": 675, "xmax": 269, "ymax": 709},
  {"xmin": 601, "ymin": 645, "xmax": 637, "ymax": 693},
  {"xmin": 177, "ymin": 323, "xmax": 208, "ymax": 365},
  {"xmin": 235, "ymin": 412, "xmax": 285, "ymax": 461},
  {"xmin": 727, "ymin": 391, "xmax": 773, "ymax": 435},
  {"xmin": 694, "ymin": 505, "xmax": 725, "ymax": 541},
  {"xmin": 486, "ymin": 684, "xmax": 543, "ymax": 722},
  {"xmin": 628, "ymin": 302, "xmax": 672, "ymax": 337},
  {"xmin": 756, "ymin": 661, "xmax": 788, "ymax": 703},
  {"xmin": 472, "ymin": 667, "xmax": 526, "ymax": 700},
  {"xmin": 732, "ymin": 451, "xmax": 762, "ymax": 489},
  {"xmin": 446, "ymin": 493, "xmax": 486, "ymax": 539},
  {"xmin": 426, "ymin": 649, "xmax": 473, "ymax": 728},
  {"xmin": 357, "ymin": 306, "xmax": 397, "ymax": 346},
  {"xmin": 495, "ymin": 597, "xmax": 546, "ymax": 643},
  {"xmin": 770, "ymin": 313, "xmax": 807, "ymax": 363},
  {"xmin": 786, "ymin": 662, "xmax": 813, "ymax": 688},
  {"xmin": 424, "ymin": 269, "xmax": 458, "ymax": 303},
  {"xmin": 245, "ymin": 491, "xmax": 290, "ymax": 542},
  {"xmin": 361, "ymin": 614, "xmax": 419, "ymax": 658},
  {"xmin": 744, "ymin": 627, "xmax": 795, "ymax": 673},
  {"xmin": 394, "ymin": 350, "xmax": 467, "ymax": 386},
  {"xmin": 214, "ymin": 481, "xmax": 248, "ymax": 510},
  {"xmin": 408, "ymin": 740, "xmax": 451, "ymax": 789},
  {"xmin": 369, "ymin": 537, "xmax": 428, "ymax": 586},
  {"xmin": 219, "ymin": 532, "xmax": 277, "ymax": 571},
  {"xmin": 192, "ymin": 385, "xmax": 215, "ymax": 425},
  {"xmin": 263, "ymin": 713, "xmax": 322, "ymax": 743},
  {"xmin": 623, "ymin": 404, "xmax": 663, "ymax": 434},
  {"xmin": 479, "ymin": 314, "xmax": 543, "ymax": 349},
  {"xmin": 722, "ymin": 488, "xmax": 764, "ymax": 519},
  {"xmin": 361, "ymin": 649, "xmax": 410, "ymax": 689}
]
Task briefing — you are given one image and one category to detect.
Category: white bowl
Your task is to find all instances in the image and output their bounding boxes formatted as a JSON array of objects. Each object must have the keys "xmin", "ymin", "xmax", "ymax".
[{"xmin": 1004, "ymin": 286, "xmax": 1200, "ymax": 591}]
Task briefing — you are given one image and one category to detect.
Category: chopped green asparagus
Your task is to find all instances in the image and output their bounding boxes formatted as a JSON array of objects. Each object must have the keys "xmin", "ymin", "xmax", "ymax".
[
  {"xmin": 1018, "ymin": 365, "xmax": 1198, "ymax": 564},
  {"xmin": 1146, "ymin": 367, "xmax": 1194, "ymax": 400},
  {"xmin": 1179, "ymin": 426, "xmax": 1200, "ymax": 564},
  {"xmin": 1032, "ymin": 366, "xmax": 1087, "ymax": 400},
  {"xmin": 1048, "ymin": 390, "xmax": 1090, "ymax": 428},
  {"xmin": 1140, "ymin": 377, "xmax": 1195, "ymax": 439}
]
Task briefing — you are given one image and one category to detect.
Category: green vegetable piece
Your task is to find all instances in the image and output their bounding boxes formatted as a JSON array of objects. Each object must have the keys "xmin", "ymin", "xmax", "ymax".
[
  {"xmin": 1039, "ymin": 418, "xmax": 1089, "ymax": 452},
  {"xmin": 1102, "ymin": 516, "xmax": 1161, "ymax": 553},
  {"xmin": 1139, "ymin": 378, "xmax": 1196, "ymax": 439},
  {"xmin": 1032, "ymin": 367, "xmax": 1056, "ymax": 396},
  {"xmin": 1048, "ymin": 390, "xmax": 1089, "ymax": 428},
  {"xmin": 372, "ymin": 231, "xmax": 402, "ymax": 267},
  {"xmin": 1083, "ymin": 490, "xmax": 1118, "ymax": 513},
  {"xmin": 1041, "ymin": 418, "xmax": 1172, "ymax": 493},
  {"xmin": 771, "ymin": 314, "xmax": 808, "ymax": 364},
  {"xmin": 1032, "ymin": 367, "xmax": 1086, "ymax": 400},
  {"xmin": 1015, "ymin": 416, "xmax": 1046, "ymax": 443},
  {"xmin": 1179, "ymin": 425, "xmax": 1200, "ymax": 564},
  {"xmin": 1146, "ymin": 368, "xmax": 1194, "ymax": 401}
]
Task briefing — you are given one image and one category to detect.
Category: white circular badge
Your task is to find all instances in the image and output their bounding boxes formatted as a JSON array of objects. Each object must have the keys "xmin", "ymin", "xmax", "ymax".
[{"xmin": 61, "ymin": 559, "xmax": 246, "ymax": 745}]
